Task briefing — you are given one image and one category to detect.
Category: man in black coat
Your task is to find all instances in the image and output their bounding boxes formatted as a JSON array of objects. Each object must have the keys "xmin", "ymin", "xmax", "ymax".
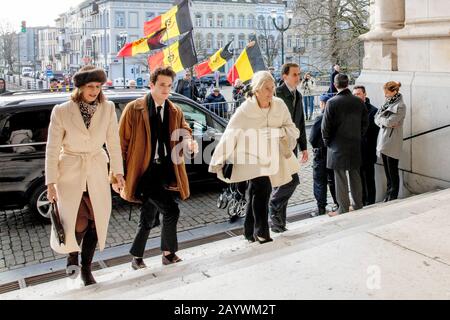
[
  {"xmin": 268, "ymin": 63, "xmax": 308, "ymax": 232},
  {"xmin": 175, "ymin": 70, "xmax": 199, "ymax": 101},
  {"xmin": 328, "ymin": 64, "xmax": 340, "ymax": 93},
  {"xmin": 321, "ymin": 74, "xmax": 369, "ymax": 216},
  {"xmin": 309, "ymin": 93, "xmax": 338, "ymax": 216},
  {"xmin": 353, "ymin": 85, "xmax": 379, "ymax": 205}
]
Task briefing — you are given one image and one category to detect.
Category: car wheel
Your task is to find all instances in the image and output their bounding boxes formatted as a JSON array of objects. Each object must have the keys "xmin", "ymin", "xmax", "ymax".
[{"xmin": 29, "ymin": 184, "xmax": 52, "ymax": 224}]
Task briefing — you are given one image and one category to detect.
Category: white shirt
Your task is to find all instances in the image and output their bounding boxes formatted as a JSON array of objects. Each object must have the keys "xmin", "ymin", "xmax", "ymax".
[{"xmin": 154, "ymin": 101, "xmax": 167, "ymax": 159}]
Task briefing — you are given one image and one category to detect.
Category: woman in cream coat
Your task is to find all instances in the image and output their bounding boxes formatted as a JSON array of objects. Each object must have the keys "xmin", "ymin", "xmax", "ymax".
[
  {"xmin": 45, "ymin": 66, "xmax": 125, "ymax": 286},
  {"xmin": 209, "ymin": 71, "xmax": 300, "ymax": 243}
]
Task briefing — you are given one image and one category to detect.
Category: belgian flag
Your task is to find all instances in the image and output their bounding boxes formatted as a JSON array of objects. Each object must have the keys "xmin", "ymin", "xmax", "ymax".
[
  {"xmin": 227, "ymin": 40, "xmax": 266, "ymax": 85},
  {"xmin": 117, "ymin": 29, "xmax": 166, "ymax": 57},
  {"xmin": 148, "ymin": 31, "xmax": 198, "ymax": 73},
  {"xmin": 194, "ymin": 41, "xmax": 233, "ymax": 78},
  {"xmin": 144, "ymin": 0, "xmax": 193, "ymax": 41}
]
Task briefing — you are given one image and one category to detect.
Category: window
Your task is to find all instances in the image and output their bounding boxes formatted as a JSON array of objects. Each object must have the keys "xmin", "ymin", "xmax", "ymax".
[
  {"xmin": 247, "ymin": 15, "xmax": 255, "ymax": 29},
  {"xmin": 295, "ymin": 35, "xmax": 301, "ymax": 48},
  {"xmin": 287, "ymin": 35, "xmax": 292, "ymax": 48},
  {"xmin": 206, "ymin": 33, "xmax": 213, "ymax": 49},
  {"xmin": 217, "ymin": 14, "xmax": 224, "ymax": 28},
  {"xmin": 228, "ymin": 14, "xmax": 234, "ymax": 28},
  {"xmin": 129, "ymin": 12, "xmax": 139, "ymax": 28},
  {"xmin": 238, "ymin": 15, "xmax": 245, "ymax": 28},
  {"xmin": 195, "ymin": 13, "xmax": 202, "ymax": 27},
  {"xmin": 304, "ymin": 38, "xmax": 309, "ymax": 48},
  {"xmin": 238, "ymin": 34, "xmax": 245, "ymax": 49},
  {"xmin": 194, "ymin": 33, "xmax": 203, "ymax": 50},
  {"xmin": 312, "ymin": 38, "xmax": 317, "ymax": 49},
  {"xmin": 177, "ymin": 102, "xmax": 207, "ymax": 135},
  {"xmin": 207, "ymin": 14, "xmax": 214, "ymax": 28},
  {"xmin": 217, "ymin": 34, "xmax": 224, "ymax": 48},
  {"xmin": 257, "ymin": 15, "xmax": 265, "ymax": 29},
  {"xmin": 115, "ymin": 12, "xmax": 125, "ymax": 28}
]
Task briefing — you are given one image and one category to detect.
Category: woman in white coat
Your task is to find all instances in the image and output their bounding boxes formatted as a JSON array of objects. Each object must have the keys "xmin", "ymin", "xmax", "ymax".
[
  {"xmin": 209, "ymin": 71, "xmax": 300, "ymax": 243},
  {"xmin": 45, "ymin": 66, "xmax": 125, "ymax": 286}
]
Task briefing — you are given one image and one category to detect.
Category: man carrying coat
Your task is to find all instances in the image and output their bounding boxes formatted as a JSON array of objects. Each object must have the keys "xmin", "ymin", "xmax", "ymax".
[
  {"xmin": 321, "ymin": 73, "xmax": 369, "ymax": 216},
  {"xmin": 268, "ymin": 63, "xmax": 308, "ymax": 233},
  {"xmin": 118, "ymin": 66, "xmax": 198, "ymax": 269}
]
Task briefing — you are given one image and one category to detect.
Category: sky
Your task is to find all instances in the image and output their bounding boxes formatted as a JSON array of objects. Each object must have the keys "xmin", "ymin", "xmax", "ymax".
[{"xmin": 0, "ymin": 0, "xmax": 85, "ymax": 30}]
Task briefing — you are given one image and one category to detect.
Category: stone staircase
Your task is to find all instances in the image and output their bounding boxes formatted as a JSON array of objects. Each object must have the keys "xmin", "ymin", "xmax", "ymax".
[{"xmin": 2, "ymin": 188, "xmax": 450, "ymax": 300}]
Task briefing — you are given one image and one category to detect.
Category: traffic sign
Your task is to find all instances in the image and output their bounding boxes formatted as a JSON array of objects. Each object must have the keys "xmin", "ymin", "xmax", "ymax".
[
  {"xmin": 46, "ymin": 70, "xmax": 54, "ymax": 78},
  {"xmin": 46, "ymin": 65, "xmax": 52, "ymax": 71}
]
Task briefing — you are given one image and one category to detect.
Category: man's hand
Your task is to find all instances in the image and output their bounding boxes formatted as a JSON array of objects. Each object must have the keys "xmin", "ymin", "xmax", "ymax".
[
  {"xmin": 112, "ymin": 174, "xmax": 125, "ymax": 194},
  {"xmin": 300, "ymin": 150, "xmax": 309, "ymax": 163},
  {"xmin": 47, "ymin": 184, "xmax": 57, "ymax": 203},
  {"xmin": 187, "ymin": 139, "xmax": 199, "ymax": 154}
]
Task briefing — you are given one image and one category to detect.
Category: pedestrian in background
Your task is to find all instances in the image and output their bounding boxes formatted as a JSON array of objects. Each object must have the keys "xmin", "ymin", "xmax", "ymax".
[
  {"xmin": 45, "ymin": 66, "xmax": 125, "ymax": 286},
  {"xmin": 209, "ymin": 71, "xmax": 300, "ymax": 243},
  {"xmin": 269, "ymin": 63, "xmax": 308, "ymax": 233},
  {"xmin": 175, "ymin": 69, "xmax": 199, "ymax": 101},
  {"xmin": 300, "ymin": 72, "xmax": 316, "ymax": 120},
  {"xmin": 232, "ymin": 79, "xmax": 245, "ymax": 108},
  {"xmin": 328, "ymin": 64, "xmax": 340, "ymax": 94},
  {"xmin": 309, "ymin": 93, "xmax": 338, "ymax": 216},
  {"xmin": 321, "ymin": 73, "xmax": 368, "ymax": 216},
  {"xmin": 374, "ymin": 81, "xmax": 406, "ymax": 202},
  {"xmin": 353, "ymin": 85, "xmax": 379, "ymax": 205},
  {"xmin": 204, "ymin": 87, "xmax": 227, "ymax": 117},
  {"xmin": 0, "ymin": 78, "xmax": 9, "ymax": 95}
]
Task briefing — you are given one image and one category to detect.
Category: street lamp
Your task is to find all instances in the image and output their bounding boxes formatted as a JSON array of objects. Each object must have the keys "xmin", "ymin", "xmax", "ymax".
[
  {"xmin": 119, "ymin": 31, "xmax": 128, "ymax": 88},
  {"xmin": 271, "ymin": 9, "xmax": 294, "ymax": 65}
]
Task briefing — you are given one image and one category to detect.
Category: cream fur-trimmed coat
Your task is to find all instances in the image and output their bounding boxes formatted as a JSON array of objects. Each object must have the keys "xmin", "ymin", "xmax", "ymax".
[
  {"xmin": 209, "ymin": 96, "xmax": 300, "ymax": 187},
  {"xmin": 45, "ymin": 100, "xmax": 123, "ymax": 254}
]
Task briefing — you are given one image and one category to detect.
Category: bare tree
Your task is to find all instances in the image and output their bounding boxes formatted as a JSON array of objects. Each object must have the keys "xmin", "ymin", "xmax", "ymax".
[
  {"xmin": 255, "ymin": 24, "xmax": 280, "ymax": 68},
  {"xmin": 0, "ymin": 23, "xmax": 17, "ymax": 73},
  {"xmin": 292, "ymin": 0, "xmax": 370, "ymax": 72}
]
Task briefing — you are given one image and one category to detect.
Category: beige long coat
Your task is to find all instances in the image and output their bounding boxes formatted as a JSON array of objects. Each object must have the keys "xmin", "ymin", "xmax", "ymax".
[
  {"xmin": 45, "ymin": 100, "xmax": 123, "ymax": 254},
  {"xmin": 209, "ymin": 96, "xmax": 300, "ymax": 187}
]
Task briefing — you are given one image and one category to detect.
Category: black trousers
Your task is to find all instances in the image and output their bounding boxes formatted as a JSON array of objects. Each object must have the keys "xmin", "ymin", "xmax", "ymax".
[
  {"xmin": 360, "ymin": 161, "xmax": 376, "ymax": 205},
  {"xmin": 129, "ymin": 162, "xmax": 180, "ymax": 258},
  {"xmin": 268, "ymin": 174, "xmax": 299, "ymax": 229},
  {"xmin": 381, "ymin": 153, "xmax": 400, "ymax": 201},
  {"xmin": 312, "ymin": 152, "xmax": 337, "ymax": 209},
  {"xmin": 244, "ymin": 176, "xmax": 272, "ymax": 240}
]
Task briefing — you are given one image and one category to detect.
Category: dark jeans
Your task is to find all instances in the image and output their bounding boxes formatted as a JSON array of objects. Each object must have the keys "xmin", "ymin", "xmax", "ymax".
[
  {"xmin": 312, "ymin": 151, "xmax": 337, "ymax": 209},
  {"xmin": 303, "ymin": 96, "xmax": 314, "ymax": 119},
  {"xmin": 381, "ymin": 153, "xmax": 400, "ymax": 201},
  {"xmin": 244, "ymin": 176, "xmax": 272, "ymax": 240},
  {"xmin": 129, "ymin": 163, "xmax": 180, "ymax": 258},
  {"xmin": 269, "ymin": 174, "xmax": 299, "ymax": 229},
  {"xmin": 360, "ymin": 161, "xmax": 376, "ymax": 205}
]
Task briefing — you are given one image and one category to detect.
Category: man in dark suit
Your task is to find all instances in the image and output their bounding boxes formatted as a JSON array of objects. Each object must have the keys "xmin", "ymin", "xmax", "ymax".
[
  {"xmin": 328, "ymin": 64, "xmax": 340, "ymax": 93},
  {"xmin": 353, "ymin": 85, "xmax": 379, "ymax": 205},
  {"xmin": 268, "ymin": 63, "xmax": 308, "ymax": 232},
  {"xmin": 175, "ymin": 69, "xmax": 199, "ymax": 101},
  {"xmin": 321, "ymin": 73, "xmax": 369, "ymax": 216},
  {"xmin": 119, "ymin": 67, "xmax": 198, "ymax": 269}
]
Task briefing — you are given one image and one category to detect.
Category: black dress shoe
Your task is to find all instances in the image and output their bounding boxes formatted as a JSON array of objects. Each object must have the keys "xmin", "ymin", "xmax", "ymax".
[
  {"xmin": 271, "ymin": 226, "xmax": 284, "ymax": 233},
  {"xmin": 131, "ymin": 257, "xmax": 147, "ymax": 270},
  {"xmin": 162, "ymin": 253, "xmax": 182, "ymax": 265}
]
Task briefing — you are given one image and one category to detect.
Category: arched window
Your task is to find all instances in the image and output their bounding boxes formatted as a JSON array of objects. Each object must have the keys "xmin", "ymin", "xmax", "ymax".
[
  {"xmin": 217, "ymin": 14, "xmax": 224, "ymax": 28},
  {"xmin": 195, "ymin": 13, "xmax": 202, "ymax": 27},
  {"xmin": 217, "ymin": 33, "xmax": 224, "ymax": 48},
  {"xmin": 207, "ymin": 13, "xmax": 214, "ymax": 28},
  {"xmin": 238, "ymin": 14, "xmax": 245, "ymax": 28},
  {"xmin": 194, "ymin": 33, "xmax": 203, "ymax": 50},
  {"xmin": 206, "ymin": 33, "xmax": 214, "ymax": 49},
  {"xmin": 247, "ymin": 14, "xmax": 255, "ymax": 29},
  {"xmin": 257, "ymin": 15, "xmax": 265, "ymax": 29},
  {"xmin": 228, "ymin": 14, "xmax": 235, "ymax": 28},
  {"xmin": 238, "ymin": 33, "xmax": 246, "ymax": 49}
]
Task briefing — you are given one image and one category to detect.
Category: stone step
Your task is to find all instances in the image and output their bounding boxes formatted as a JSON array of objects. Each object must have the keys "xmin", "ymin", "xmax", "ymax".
[{"xmin": 2, "ymin": 188, "xmax": 449, "ymax": 299}]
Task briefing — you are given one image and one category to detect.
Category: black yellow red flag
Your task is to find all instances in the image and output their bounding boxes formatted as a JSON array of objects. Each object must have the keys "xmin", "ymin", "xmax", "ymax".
[
  {"xmin": 227, "ymin": 40, "xmax": 266, "ymax": 85},
  {"xmin": 194, "ymin": 41, "xmax": 233, "ymax": 78}
]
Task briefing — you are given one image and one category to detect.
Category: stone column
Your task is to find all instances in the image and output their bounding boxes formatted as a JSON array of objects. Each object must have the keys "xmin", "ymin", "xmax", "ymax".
[{"xmin": 359, "ymin": 0, "xmax": 405, "ymax": 71}]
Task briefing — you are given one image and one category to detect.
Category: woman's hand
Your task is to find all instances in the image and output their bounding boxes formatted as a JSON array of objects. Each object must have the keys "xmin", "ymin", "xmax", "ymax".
[
  {"xmin": 47, "ymin": 184, "xmax": 57, "ymax": 203},
  {"xmin": 112, "ymin": 174, "xmax": 125, "ymax": 194}
]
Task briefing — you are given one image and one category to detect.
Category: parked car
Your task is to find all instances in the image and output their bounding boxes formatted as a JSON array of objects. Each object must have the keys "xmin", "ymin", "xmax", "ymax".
[{"xmin": 0, "ymin": 89, "xmax": 227, "ymax": 222}]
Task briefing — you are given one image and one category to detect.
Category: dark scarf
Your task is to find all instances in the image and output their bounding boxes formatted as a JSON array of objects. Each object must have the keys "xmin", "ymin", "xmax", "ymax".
[
  {"xmin": 380, "ymin": 93, "xmax": 401, "ymax": 112},
  {"xmin": 78, "ymin": 100, "xmax": 98, "ymax": 129}
]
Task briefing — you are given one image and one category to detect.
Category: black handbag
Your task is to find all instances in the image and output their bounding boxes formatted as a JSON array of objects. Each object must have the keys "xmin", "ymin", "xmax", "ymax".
[
  {"xmin": 222, "ymin": 162, "xmax": 233, "ymax": 179},
  {"xmin": 50, "ymin": 201, "xmax": 65, "ymax": 245}
]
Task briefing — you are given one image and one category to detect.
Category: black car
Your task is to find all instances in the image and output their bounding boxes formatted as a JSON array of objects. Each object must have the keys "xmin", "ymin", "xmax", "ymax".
[{"xmin": 0, "ymin": 89, "xmax": 226, "ymax": 222}]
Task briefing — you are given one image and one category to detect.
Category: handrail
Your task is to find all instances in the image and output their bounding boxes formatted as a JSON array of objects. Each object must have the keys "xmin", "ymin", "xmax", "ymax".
[{"xmin": 403, "ymin": 124, "xmax": 450, "ymax": 141}]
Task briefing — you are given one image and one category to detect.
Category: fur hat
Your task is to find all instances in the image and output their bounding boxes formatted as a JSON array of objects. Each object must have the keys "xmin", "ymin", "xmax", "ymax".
[{"xmin": 73, "ymin": 66, "xmax": 107, "ymax": 88}]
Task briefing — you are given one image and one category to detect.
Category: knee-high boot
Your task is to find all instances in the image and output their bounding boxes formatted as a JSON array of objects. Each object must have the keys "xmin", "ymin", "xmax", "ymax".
[
  {"xmin": 80, "ymin": 222, "xmax": 98, "ymax": 286},
  {"xmin": 66, "ymin": 231, "xmax": 84, "ymax": 277}
]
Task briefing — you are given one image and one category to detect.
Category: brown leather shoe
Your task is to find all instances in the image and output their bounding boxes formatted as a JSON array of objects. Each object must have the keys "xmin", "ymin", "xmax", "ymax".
[
  {"xmin": 162, "ymin": 253, "xmax": 182, "ymax": 265},
  {"xmin": 131, "ymin": 257, "xmax": 147, "ymax": 270}
]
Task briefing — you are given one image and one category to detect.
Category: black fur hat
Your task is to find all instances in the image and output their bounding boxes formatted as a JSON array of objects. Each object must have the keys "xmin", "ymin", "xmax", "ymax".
[{"xmin": 73, "ymin": 66, "xmax": 107, "ymax": 88}]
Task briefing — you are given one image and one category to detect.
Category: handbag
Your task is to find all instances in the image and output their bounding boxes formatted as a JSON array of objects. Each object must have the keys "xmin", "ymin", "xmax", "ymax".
[
  {"xmin": 222, "ymin": 162, "xmax": 233, "ymax": 179},
  {"xmin": 50, "ymin": 201, "xmax": 65, "ymax": 245}
]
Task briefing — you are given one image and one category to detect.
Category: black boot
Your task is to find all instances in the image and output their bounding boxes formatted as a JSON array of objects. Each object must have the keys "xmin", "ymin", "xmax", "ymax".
[
  {"xmin": 80, "ymin": 223, "xmax": 98, "ymax": 286},
  {"xmin": 66, "ymin": 231, "xmax": 84, "ymax": 278}
]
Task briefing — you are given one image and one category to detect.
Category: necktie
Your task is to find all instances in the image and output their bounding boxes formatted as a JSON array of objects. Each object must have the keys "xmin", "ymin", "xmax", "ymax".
[{"xmin": 156, "ymin": 106, "xmax": 165, "ymax": 159}]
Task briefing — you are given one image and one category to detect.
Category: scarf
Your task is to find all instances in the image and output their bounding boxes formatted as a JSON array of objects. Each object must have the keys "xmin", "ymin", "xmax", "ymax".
[
  {"xmin": 380, "ymin": 92, "xmax": 401, "ymax": 112},
  {"xmin": 79, "ymin": 100, "xmax": 98, "ymax": 129}
]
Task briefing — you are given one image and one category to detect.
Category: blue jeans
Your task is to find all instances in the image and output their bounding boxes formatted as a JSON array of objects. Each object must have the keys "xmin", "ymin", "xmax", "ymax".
[{"xmin": 303, "ymin": 96, "xmax": 314, "ymax": 119}]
